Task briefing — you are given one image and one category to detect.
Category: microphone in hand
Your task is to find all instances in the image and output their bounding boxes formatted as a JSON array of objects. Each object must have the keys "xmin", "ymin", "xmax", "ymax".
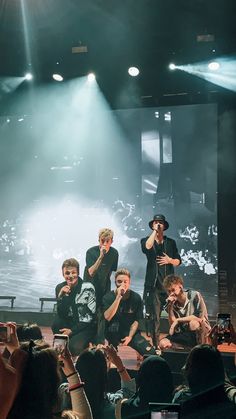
[
  {"xmin": 163, "ymin": 297, "xmax": 174, "ymax": 311},
  {"xmin": 120, "ymin": 289, "xmax": 125, "ymax": 296},
  {"xmin": 163, "ymin": 301, "xmax": 170, "ymax": 311},
  {"xmin": 102, "ymin": 248, "xmax": 106, "ymax": 255}
]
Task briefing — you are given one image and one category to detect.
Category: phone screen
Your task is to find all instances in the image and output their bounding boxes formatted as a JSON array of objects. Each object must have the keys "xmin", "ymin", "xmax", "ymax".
[
  {"xmin": 151, "ymin": 412, "xmax": 179, "ymax": 419},
  {"xmin": 0, "ymin": 325, "xmax": 10, "ymax": 343},
  {"xmin": 150, "ymin": 404, "xmax": 180, "ymax": 419},
  {"xmin": 217, "ymin": 313, "xmax": 231, "ymax": 342},
  {"xmin": 53, "ymin": 334, "xmax": 68, "ymax": 354}
]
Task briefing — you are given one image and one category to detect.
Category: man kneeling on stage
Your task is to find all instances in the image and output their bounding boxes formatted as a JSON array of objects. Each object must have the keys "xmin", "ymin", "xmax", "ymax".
[
  {"xmin": 159, "ymin": 274, "xmax": 211, "ymax": 350},
  {"xmin": 52, "ymin": 258, "xmax": 96, "ymax": 356},
  {"xmin": 103, "ymin": 268, "xmax": 158, "ymax": 356}
]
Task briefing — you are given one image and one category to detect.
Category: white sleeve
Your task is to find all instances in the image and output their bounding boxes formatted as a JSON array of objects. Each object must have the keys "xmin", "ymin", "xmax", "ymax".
[{"xmin": 67, "ymin": 373, "xmax": 93, "ymax": 419}]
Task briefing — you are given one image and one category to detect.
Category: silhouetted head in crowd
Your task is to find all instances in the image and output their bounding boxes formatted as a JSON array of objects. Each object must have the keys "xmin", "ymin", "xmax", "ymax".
[
  {"xmin": 16, "ymin": 323, "xmax": 43, "ymax": 342},
  {"xmin": 8, "ymin": 341, "xmax": 61, "ymax": 419},
  {"xmin": 184, "ymin": 344, "xmax": 225, "ymax": 395},
  {"xmin": 121, "ymin": 355, "xmax": 174, "ymax": 419},
  {"xmin": 75, "ymin": 348, "xmax": 107, "ymax": 419},
  {"xmin": 2, "ymin": 323, "xmax": 44, "ymax": 361}
]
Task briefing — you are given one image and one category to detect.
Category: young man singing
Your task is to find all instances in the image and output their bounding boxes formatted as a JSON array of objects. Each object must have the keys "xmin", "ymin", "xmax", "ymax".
[{"xmin": 159, "ymin": 274, "xmax": 211, "ymax": 350}]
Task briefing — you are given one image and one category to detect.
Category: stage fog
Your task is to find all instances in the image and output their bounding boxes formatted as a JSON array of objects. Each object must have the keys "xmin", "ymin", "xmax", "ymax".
[{"xmin": 0, "ymin": 82, "xmax": 217, "ymax": 313}]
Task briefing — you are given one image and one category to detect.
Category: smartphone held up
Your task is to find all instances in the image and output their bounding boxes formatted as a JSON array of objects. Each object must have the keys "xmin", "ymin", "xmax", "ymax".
[
  {"xmin": 53, "ymin": 334, "xmax": 68, "ymax": 355},
  {"xmin": 216, "ymin": 313, "xmax": 231, "ymax": 344},
  {"xmin": 0, "ymin": 323, "xmax": 11, "ymax": 343}
]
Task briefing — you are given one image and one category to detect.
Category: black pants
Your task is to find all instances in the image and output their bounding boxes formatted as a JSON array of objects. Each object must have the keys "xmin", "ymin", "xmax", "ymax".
[
  {"xmin": 165, "ymin": 330, "xmax": 197, "ymax": 348},
  {"xmin": 145, "ymin": 288, "xmax": 167, "ymax": 345},
  {"xmin": 106, "ymin": 330, "xmax": 157, "ymax": 356},
  {"xmin": 95, "ymin": 307, "xmax": 106, "ymax": 344},
  {"xmin": 52, "ymin": 316, "xmax": 96, "ymax": 356}
]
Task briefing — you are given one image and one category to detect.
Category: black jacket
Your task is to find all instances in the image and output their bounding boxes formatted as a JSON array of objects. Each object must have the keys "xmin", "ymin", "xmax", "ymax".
[{"xmin": 141, "ymin": 235, "xmax": 181, "ymax": 292}]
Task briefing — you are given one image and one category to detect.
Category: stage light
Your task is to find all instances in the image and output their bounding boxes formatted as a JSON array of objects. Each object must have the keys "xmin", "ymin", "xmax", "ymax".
[
  {"xmin": 169, "ymin": 63, "xmax": 176, "ymax": 70},
  {"xmin": 52, "ymin": 74, "xmax": 63, "ymax": 82},
  {"xmin": 87, "ymin": 73, "xmax": 96, "ymax": 82},
  {"xmin": 25, "ymin": 73, "xmax": 33, "ymax": 80},
  {"xmin": 173, "ymin": 56, "xmax": 236, "ymax": 92},
  {"xmin": 128, "ymin": 67, "xmax": 140, "ymax": 77},
  {"xmin": 208, "ymin": 61, "xmax": 220, "ymax": 71}
]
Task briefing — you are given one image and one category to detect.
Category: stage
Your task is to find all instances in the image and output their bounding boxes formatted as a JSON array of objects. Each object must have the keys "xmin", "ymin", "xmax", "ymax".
[{"xmin": 1, "ymin": 305, "xmax": 235, "ymax": 353}]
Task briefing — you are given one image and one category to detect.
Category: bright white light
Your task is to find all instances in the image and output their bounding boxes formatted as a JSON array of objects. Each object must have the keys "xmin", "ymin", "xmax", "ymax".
[
  {"xmin": 128, "ymin": 67, "xmax": 140, "ymax": 77},
  {"xmin": 20, "ymin": 198, "xmax": 135, "ymax": 307},
  {"xmin": 52, "ymin": 74, "xmax": 64, "ymax": 82},
  {"xmin": 179, "ymin": 58, "xmax": 236, "ymax": 92},
  {"xmin": 87, "ymin": 73, "xmax": 96, "ymax": 82},
  {"xmin": 25, "ymin": 73, "xmax": 33, "ymax": 80},
  {"xmin": 169, "ymin": 63, "xmax": 176, "ymax": 70},
  {"xmin": 208, "ymin": 61, "xmax": 220, "ymax": 71}
]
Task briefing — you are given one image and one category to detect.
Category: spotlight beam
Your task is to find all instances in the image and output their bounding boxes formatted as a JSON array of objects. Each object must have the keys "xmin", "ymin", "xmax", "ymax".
[
  {"xmin": 20, "ymin": 0, "xmax": 32, "ymax": 70},
  {"xmin": 172, "ymin": 57, "xmax": 236, "ymax": 92}
]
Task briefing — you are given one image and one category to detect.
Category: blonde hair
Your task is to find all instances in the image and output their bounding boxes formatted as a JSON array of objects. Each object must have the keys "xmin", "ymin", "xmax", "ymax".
[
  {"xmin": 99, "ymin": 228, "xmax": 114, "ymax": 241},
  {"xmin": 115, "ymin": 268, "xmax": 131, "ymax": 280}
]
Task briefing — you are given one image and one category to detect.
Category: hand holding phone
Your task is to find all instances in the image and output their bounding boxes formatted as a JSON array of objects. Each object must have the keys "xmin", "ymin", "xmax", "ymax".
[
  {"xmin": 53, "ymin": 334, "xmax": 68, "ymax": 355},
  {"xmin": 216, "ymin": 313, "xmax": 231, "ymax": 343},
  {"xmin": 0, "ymin": 324, "xmax": 11, "ymax": 343}
]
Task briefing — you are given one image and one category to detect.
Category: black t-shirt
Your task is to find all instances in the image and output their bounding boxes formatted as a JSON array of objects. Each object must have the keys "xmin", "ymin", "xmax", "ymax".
[
  {"xmin": 103, "ymin": 290, "xmax": 143, "ymax": 337},
  {"xmin": 141, "ymin": 235, "xmax": 181, "ymax": 291},
  {"xmin": 83, "ymin": 245, "xmax": 119, "ymax": 306}
]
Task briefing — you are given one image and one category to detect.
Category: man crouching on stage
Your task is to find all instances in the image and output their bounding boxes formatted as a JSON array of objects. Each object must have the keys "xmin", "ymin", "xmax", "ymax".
[
  {"xmin": 103, "ymin": 268, "xmax": 158, "ymax": 356},
  {"xmin": 52, "ymin": 258, "xmax": 96, "ymax": 355},
  {"xmin": 159, "ymin": 274, "xmax": 211, "ymax": 350}
]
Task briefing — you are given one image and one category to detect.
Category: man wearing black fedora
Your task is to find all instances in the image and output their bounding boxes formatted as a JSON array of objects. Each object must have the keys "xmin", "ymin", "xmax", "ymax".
[{"xmin": 141, "ymin": 214, "xmax": 181, "ymax": 347}]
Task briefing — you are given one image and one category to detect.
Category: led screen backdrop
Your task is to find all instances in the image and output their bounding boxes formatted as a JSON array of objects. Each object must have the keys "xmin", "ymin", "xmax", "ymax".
[{"xmin": 0, "ymin": 103, "xmax": 217, "ymax": 313}]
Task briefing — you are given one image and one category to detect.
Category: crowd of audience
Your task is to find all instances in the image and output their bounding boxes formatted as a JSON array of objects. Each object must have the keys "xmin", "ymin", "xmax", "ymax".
[{"xmin": 0, "ymin": 320, "xmax": 236, "ymax": 419}]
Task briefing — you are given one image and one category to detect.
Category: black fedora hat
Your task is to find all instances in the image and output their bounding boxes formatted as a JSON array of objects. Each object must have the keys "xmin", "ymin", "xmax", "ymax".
[{"xmin": 148, "ymin": 214, "xmax": 169, "ymax": 230}]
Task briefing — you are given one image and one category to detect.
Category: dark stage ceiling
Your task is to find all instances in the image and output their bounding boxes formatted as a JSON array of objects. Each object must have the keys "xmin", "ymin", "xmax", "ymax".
[{"xmin": 0, "ymin": 0, "xmax": 236, "ymax": 108}]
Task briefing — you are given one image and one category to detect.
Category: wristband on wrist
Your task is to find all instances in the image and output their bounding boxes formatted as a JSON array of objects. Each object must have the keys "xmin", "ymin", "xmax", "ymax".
[
  {"xmin": 69, "ymin": 382, "xmax": 85, "ymax": 391},
  {"xmin": 118, "ymin": 367, "xmax": 126, "ymax": 374},
  {"xmin": 66, "ymin": 371, "xmax": 77, "ymax": 378}
]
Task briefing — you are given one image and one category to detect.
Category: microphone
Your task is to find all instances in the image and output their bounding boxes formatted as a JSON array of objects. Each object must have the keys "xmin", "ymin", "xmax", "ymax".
[
  {"xmin": 65, "ymin": 283, "xmax": 72, "ymax": 296},
  {"xmin": 102, "ymin": 248, "xmax": 106, "ymax": 255},
  {"xmin": 120, "ymin": 289, "xmax": 125, "ymax": 296},
  {"xmin": 163, "ymin": 299, "xmax": 171, "ymax": 311}
]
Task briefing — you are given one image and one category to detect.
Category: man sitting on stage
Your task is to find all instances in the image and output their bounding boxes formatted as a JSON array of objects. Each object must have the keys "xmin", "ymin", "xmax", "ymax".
[
  {"xmin": 159, "ymin": 274, "xmax": 211, "ymax": 350},
  {"xmin": 52, "ymin": 258, "xmax": 96, "ymax": 355},
  {"xmin": 103, "ymin": 268, "xmax": 158, "ymax": 356}
]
